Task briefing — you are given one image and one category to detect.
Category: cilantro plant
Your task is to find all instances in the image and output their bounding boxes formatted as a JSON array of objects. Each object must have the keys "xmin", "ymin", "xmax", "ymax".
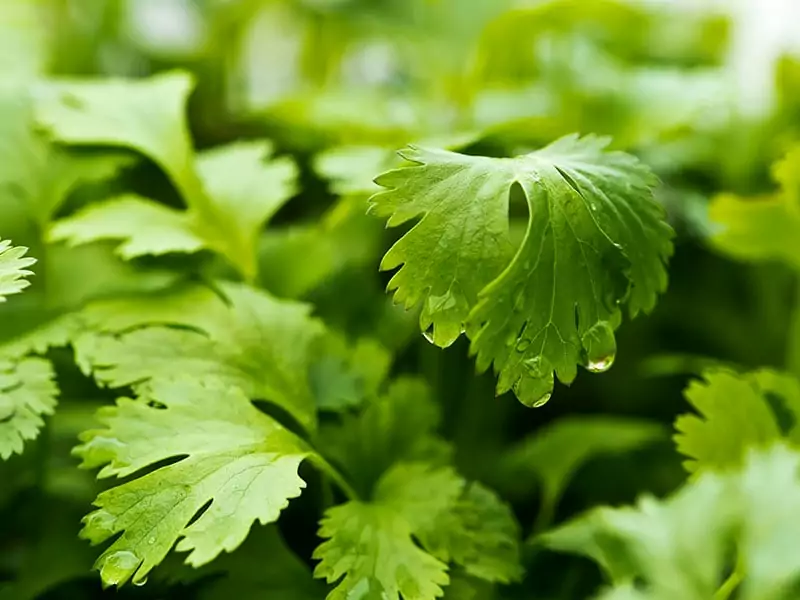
[{"xmin": 2, "ymin": 1, "xmax": 800, "ymax": 600}]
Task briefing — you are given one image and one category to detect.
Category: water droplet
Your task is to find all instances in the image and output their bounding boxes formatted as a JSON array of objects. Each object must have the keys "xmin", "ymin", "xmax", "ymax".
[
  {"xmin": 100, "ymin": 550, "xmax": 140, "ymax": 587},
  {"xmin": 533, "ymin": 394, "xmax": 551, "ymax": 408},
  {"xmin": 84, "ymin": 510, "xmax": 116, "ymax": 538},
  {"xmin": 581, "ymin": 321, "xmax": 617, "ymax": 374},
  {"xmin": 147, "ymin": 536, "xmax": 156, "ymax": 545},
  {"xmin": 586, "ymin": 356, "xmax": 615, "ymax": 373},
  {"xmin": 133, "ymin": 576, "xmax": 148, "ymax": 587},
  {"xmin": 514, "ymin": 357, "xmax": 555, "ymax": 408},
  {"xmin": 515, "ymin": 338, "xmax": 532, "ymax": 352},
  {"xmin": 422, "ymin": 326, "xmax": 435, "ymax": 345},
  {"xmin": 427, "ymin": 291, "xmax": 457, "ymax": 313}
]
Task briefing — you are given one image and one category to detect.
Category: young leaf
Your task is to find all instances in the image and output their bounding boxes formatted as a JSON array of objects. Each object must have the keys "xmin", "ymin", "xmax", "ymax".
[
  {"xmin": 370, "ymin": 134, "xmax": 673, "ymax": 406},
  {"xmin": 709, "ymin": 146, "xmax": 800, "ymax": 270},
  {"xmin": 0, "ymin": 358, "xmax": 58, "ymax": 460},
  {"xmin": 313, "ymin": 463, "xmax": 521, "ymax": 599},
  {"xmin": 376, "ymin": 464, "xmax": 523, "ymax": 584},
  {"xmin": 0, "ymin": 239, "xmax": 35, "ymax": 301},
  {"xmin": 539, "ymin": 443, "xmax": 800, "ymax": 600},
  {"xmin": 498, "ymin": 416, "xmax": 666, "ymax": 513},
  {"xmin": 72, "ymin": 282, "xmax": 326, "ymax": 433},
  {"xmin": 314, "ymin": 502, "xmax": 450, "ymax": 600},
  {"xmin": 675, "ymin": 368, "xmax": 800, "ymax": 474},
  {"xmin": 74, "ymin": 377, "xmax": 313, "ymax": 587}
]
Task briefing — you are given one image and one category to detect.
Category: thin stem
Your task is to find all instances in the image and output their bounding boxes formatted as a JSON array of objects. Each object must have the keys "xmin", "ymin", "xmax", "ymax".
[
  {"xmin": 714, "ymin": 569, "xmax": 742, "ymax": 600},
  {"xmin": 531, "ymin": 492, "xmax": 557, "ymax": 535}
]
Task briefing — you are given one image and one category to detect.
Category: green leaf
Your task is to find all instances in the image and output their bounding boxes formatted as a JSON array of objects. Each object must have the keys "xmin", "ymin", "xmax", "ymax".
[
  {"xmin": 499, "ymin": 416, "xmax": 666, "ymax": 511},
  {"xmin": 74, "ymin": 377, "xmax": 312, "ymax": 587},
  {"xmin": 540, "ymin": 443, "xmax": 800, "ymax": 600},
  {"xmin": 72, "ymin": 282, "xmax": 326, "ymax": 433},
  {"xmin": 675, "ymin": 369, "xmax": 800, "ymax": 474},
  {"xmin": 38, "ymin": 72, "xmax": 297, "ymax": 279},
  {"xmin": 370, "ymin": 134, "xmax": 672, "ymax": 406},
  {"xmin": 0, "ymin": 239, "xmax": 35, "ymax": 301},
  {"xmin": 35, "ymin": 71, "xmax": 198, "ymax": 202},
  {"xmin": 320, "ymin": 377, "xmax": 452, "ymax": 496},
  {"xmin": 0, "ymin": 89, "xmax": 134, "ymax": 226},
  {"xmin": 49, "ymin": 195, "xmax": 207, "ymax": 258},
  {"xmin": 313, "ymin": 501, "xmax": 450, "ymax": 600},
  {"xmin": 0, "ymin": 357, "xmax": 58, "ymax": 460},
  {"xmin": 376, "ymin": 464, "xmax": 523, "ymax": 584},
  {"xmin": 708, "ymin": 146, "xmax": 800, "ymax": 270}
]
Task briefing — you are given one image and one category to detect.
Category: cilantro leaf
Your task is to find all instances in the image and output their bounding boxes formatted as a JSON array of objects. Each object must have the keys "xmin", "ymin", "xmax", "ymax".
[
  {"xmin": 72, "ymin": 282, "xmax": 326, "ymax": 433},
  {"xmin": 35, "ymin": 71, "xmax": 198, "ymax": 201},
  {"xmin": 38, "ymin": 72, "xmax": 298, "ymax": 279},
  {"xmin": 540, "ymin": 443, "xmax": 800, "ymax": 600},
  {"xmin": 0, "ymin": 239, "xmax": 35, "ymax": 302},
  {"xmin": 0, "ymin": 357, "xmax": 58, "ymax": 460},
  {"xmin": 376, "ymin": 464, "xmax": 523, "ymax": 584},
  {"xmin": 499, "ymin": 416, "xmax": 666, "ymax": 522},
  {"xmin": 675, "ymin": 369, "xmax": 800, "ymax": 474},
  {"xmin": 371, "ymin": 135, "xmax": 672, "ymax": 406},
  {"xmin": 75, "ymin": 377, "xmax": 313, "ymax": 587},
  {"xmin": 313, "ymin": 501, "xmax": 450, "ymax": 600},
  {"xmin": 709, "ymin": 146, "xmax": 800, "ymax": 270},
  {"xmin": 49, "ymin": 195, "xmax": 207, "ymax": 258},
  {"xmin": 313, "ymin": 463, "xmax": 521, "ymax": 599}
]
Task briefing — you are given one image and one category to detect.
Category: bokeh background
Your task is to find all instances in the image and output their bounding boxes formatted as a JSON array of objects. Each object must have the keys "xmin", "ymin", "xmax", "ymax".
[{"xmin": 2, "ymin": 0, "xmax": 800, "ymax": 598}]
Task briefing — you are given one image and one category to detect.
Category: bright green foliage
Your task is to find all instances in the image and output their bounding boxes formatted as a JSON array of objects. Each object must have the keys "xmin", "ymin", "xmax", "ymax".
[
  {"xmin": 314, "ymin": 501, "xmax": 450, "ymax": 600},
  {"xmin": 375, "ymin": 463, "xmax": 522, "ymax": 584},
  {"xmin": 0, "ymin": 357, "xmax": 58, "ymax": 460},
  {"xmin": 313, "ymin": 462, "xmax": 521, "ymax": 599},
  {"xmin": 371, "ymin": 135, "xmax": 673, "ymax": 405},
  {"xmin": 71, "ymin": 282, "xmax": 326, "ymax": 433},
  {"xmin": 675, "ymin": 369, "xmax": 800, "ymax": 474},
  {"xmin": 0, "ymin": 239, "xmax": 35, "ymax": 301},
  {"xmin": 74, "ymin": 377, "xmax": 313, "ymax": 587},
  {"xmin": 39, "ymin": 73, "xmax": 298, "ymax": 279},
  {"xmin": 0, "ymin": 90, "xmax": 134, "ymax": 226},
  {"xmin": 499, "ymin": 416, "xmax": 666, "ymax": 518},
  {"xmin": 540, "ymin": 444, "xmax": 800, "ymax": 600},
  {"xmin": 709, "ymin": 146, "xmax": 800, "ymax": 270}
]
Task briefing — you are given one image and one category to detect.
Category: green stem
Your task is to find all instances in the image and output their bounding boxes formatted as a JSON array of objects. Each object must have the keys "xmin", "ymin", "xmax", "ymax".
[
  {"xmin": 532, "ymin": 492, "xmax": 557, "ymax": 535},
  {"xmin": 713, "ymin": 569, "xmax": 742, "ymax": 600}
]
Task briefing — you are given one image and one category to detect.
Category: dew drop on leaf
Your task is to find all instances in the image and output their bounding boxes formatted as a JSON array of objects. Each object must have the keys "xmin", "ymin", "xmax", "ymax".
[
  {"xmin": 514, "ymin": 357, "xmax": 555, "ymax": 408},
  {"xmin": 422, "ymin": 326, "xmax": 435, "ymax": 345},
  {"xmin": 580, "ymin": 321, "xmax": 617, "ymax": 374},
  {"xmin": 99, "ymin": 550, "xmax": 140, "ymax": 587},
  {"xmin": 515, "ymin": 338, "xmax": 532, "ymax": 352},
  {"xmin": 133, "ymin": 576, "xmax": 148, "ymax": 587}
]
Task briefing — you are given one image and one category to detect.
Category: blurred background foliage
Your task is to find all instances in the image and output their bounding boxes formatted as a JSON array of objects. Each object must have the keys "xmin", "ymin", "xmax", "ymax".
[{"xmin": 2, "ymin": 0, "xmax": 800, "ymax": 598}]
